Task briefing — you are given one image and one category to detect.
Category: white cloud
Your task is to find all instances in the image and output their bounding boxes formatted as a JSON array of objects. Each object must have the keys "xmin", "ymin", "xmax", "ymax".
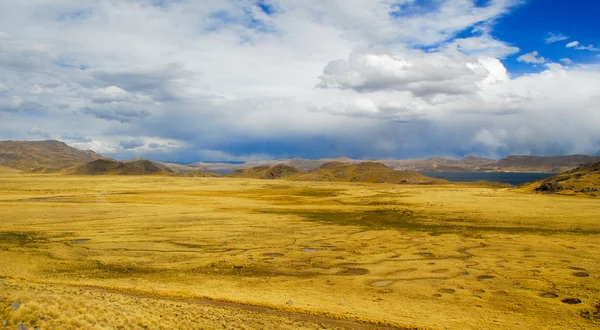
[
  {"xmin": 29, "ymin": 126, "xmax": 51, "ymax": 139},
  {"xmin": 566, "ymin": 41, "xmax": 579, "ymax": 48},
  {"xmin": 566, "ymin": 41, "xmax": 599, "ymax": 51},
  {"xmin": 545, "ymin": 33, "xmax": 568, "ymax": 44},
  {"xmin": 0, "ymin": 0, "xmax": 598, "ymax": 160},
  {"xmin": 560, "ymin": 58, "xmax": 572, "ymax": 64},
  {"xmin": 517, "ymin": 51, "xmax": 546, "ymax": 64}
]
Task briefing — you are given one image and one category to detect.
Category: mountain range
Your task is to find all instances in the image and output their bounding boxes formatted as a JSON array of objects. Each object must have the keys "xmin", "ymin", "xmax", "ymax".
[{"xmin": 2, "ymin": 140, "xmax": 600, "ymax": 174}]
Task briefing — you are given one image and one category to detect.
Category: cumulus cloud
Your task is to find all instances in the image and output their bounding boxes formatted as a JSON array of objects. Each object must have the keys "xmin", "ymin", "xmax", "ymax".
[
  {"xmin": 317, "ymin": 50, "xmax": 498, "ymax": 97},
  {"xmin": 517, "ymin": 51, "xmax": 546, "ymax": 64}
]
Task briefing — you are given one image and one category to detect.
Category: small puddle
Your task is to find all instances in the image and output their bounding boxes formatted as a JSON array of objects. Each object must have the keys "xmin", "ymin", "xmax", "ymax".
[
  {"xmin": 72, "ymin": 239, "xmax": 90, "ymax": 244},
  {"xmin": 370, "ymin": 280, "xmax": 395, "ymax": 287},
  {"xmin": 303, "ymin": 248, "xmax": 317, "ymax": 253},
  {"xmin": 573, "ymin": 272, "xmax": 590, "ymax": 277}
]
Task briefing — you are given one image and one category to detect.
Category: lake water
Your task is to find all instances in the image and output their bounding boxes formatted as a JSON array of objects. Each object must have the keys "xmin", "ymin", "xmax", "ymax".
[{"xmin": 419, "ymin": 172, "xmax": 555, "ymax": 186}]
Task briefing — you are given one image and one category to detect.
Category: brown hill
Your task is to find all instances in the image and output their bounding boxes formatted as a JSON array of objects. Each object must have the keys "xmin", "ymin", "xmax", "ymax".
[
  {"xmin": 174, "ymin": 169, "xmax": 220, "ymax": 177},
  {"xmin": 295, "ymin": 162, "xmax": 442, "ymax": 184},
  {"xmin": 0, "ymin": 140, "xmax": 107, "ymax": 172},
  {"xmin": 228, "ymin": 164, "xmax": 304, "ymax": 179},
  {"xmin": 70, "ymin": 159, "xmax": 173, "ymax": 175},
  {"xmin": 520, "ymin": 162, "xmax": 600, "ymax": 195}
]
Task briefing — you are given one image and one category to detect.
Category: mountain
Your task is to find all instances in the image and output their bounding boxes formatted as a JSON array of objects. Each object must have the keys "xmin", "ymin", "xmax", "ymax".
[
  {"xmin": 70, "ymin": 159, "xmax": 173, "ymax": 175},
  {"xmin": 295, "ymin": 162, "xmax": 443, "ymax": 184},
  {"xmin": 520, "ymin": 162, "xmax": 600, "ymax": 195},
  {"xmin": 228, "ymin": 164, "xmax": 304, "ymax": 179},
  {"xmin": 0, "ymin": 140, "xmax": 107, "ymax": 172}
]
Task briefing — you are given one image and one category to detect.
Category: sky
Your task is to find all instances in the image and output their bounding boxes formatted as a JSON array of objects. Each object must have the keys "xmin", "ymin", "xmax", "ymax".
[{"xmin": 0, "ymin": 0, "xmax": 599, "ymax": 162}]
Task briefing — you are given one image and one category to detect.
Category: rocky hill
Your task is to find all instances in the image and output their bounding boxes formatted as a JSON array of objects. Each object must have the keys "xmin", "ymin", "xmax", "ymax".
[
  {"xmin": 70, "ymin": 159, "xmax": 173, "ymax": 175},
  {"xmin": 228, "ymin": 164, "xmax": 304, "ymax": 179},
  {"xmin": 0, "ymin": 140, "xmax": 107, "ymax": 172},
  {"xmin": 295, "ymin": 162, "xmax": 442, "ymax": 184},
  {"xmin": 520, "ymin": 162, "xmax": 600, "ymax": 195}
]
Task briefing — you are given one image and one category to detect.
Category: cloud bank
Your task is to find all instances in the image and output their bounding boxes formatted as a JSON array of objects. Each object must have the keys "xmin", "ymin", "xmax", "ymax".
[{"xmin": 0, "ymin": 0, "xmax": 598, "ymax": 161}]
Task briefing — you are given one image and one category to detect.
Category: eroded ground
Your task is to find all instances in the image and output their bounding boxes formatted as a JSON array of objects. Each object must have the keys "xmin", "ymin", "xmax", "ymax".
[{"xmin": 0, "ymin": 174, "xmax": 599, "ymax": 329}]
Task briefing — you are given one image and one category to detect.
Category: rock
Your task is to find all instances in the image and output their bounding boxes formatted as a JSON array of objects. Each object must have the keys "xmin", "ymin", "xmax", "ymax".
[
  {"xmin": 11, "ymin": 302, "xmax": 20, "ymax": 311},
  {"xmin": 535, "ymin": 181, "xmax": 564, "ymax": 193},
  {"xmin": 285, "ymin": 300, "xmax": 294, "ymax": 306}
]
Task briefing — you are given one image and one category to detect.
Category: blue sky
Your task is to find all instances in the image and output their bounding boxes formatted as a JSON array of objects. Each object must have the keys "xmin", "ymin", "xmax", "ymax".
[
  {"xmin": 493, "ymin": 0, "xmax": 600, "ymax": 74},
  {"xmin": 0, "ymin": 0, "xmax": 599, "ymax": 162}
]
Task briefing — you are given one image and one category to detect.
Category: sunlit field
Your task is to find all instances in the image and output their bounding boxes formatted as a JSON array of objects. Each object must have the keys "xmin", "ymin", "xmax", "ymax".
[{"xmin": 1, "ymin": 173, "xmax": 599, "ymax": 329}]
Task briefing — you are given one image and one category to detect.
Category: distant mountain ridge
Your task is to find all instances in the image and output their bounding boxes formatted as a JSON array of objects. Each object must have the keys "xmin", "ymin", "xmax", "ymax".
[
  {"xmin": 190, "ymin": 155, "xmax": 600, "ymax": 173},
  {"xmin": 2, "ymin": 140, "xmax": 600, "ymax": 174}
]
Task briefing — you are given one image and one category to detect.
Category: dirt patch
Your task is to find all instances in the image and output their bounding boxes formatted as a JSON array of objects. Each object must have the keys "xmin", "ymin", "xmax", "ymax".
[
  {"xmin": 573, "ymin": 272, "xmax": 590, "ymax": 277},
  {"xmin": 413, "ymin": 252, "xmax": 433, "ymax": 257},
  {"xmin": 540, "ymin": 292, "xmax": 559, "ymax": 298},
  {"xmin": 370, "ymin": 280, "xmax": 395, "ymax": 287},
  {"xmin": 263, "ymin": 253, "xmax": 284, "ymax": 258},
  {"xmin": 562, "ymin": 298, "xmax": 582, "ymax": 305},
  {"xmin": 431, "ymin": 269, "xmax": 449, "ymax": 273},
  {"xmin": 476, "ymin": 275, "xmax": 495, "ymax": 280},
  {"xmin": 336, "ymin": 268, "xmax": 369, "ymax": 276}
]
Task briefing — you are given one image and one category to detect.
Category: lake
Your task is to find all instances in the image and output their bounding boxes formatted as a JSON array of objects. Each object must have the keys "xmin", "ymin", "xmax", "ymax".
[{"xmin": 419, "ymin": 171, "xmax": 555, "ymax": 186}]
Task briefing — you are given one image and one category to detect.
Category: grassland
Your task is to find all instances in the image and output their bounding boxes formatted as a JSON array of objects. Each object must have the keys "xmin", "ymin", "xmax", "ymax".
[{"xmin": 0, "ymin": 173, "xmax": 599, "ymax": 329}]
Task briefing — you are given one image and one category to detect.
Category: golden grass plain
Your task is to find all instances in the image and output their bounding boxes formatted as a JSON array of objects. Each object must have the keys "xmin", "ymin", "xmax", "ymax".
[{"xmin": 1, "ymin": 173, "xmax": 599, "ymax": 329}]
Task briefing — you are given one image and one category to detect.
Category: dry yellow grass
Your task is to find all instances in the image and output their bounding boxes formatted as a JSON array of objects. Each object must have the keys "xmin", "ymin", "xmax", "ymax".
[{"xmin": 0, "ymin": 173, "xmax": 599, "ymax": 329}]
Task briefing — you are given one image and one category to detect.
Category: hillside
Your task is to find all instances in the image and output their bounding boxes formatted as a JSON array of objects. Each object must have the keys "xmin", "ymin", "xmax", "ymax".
[
  {"xmin": 0, "ymin": 140, "xmax": 107, "ymax": 172},
  {"xmin": 479, "ymin": 155, "xmax": 600, "ymax": 173},
  {"xmin": 228, "ymin": 164, "xmax": 304, "ymax": 179},
  {"xmin": 70, "ymin": 159, "xmax": 173, "ymax": 175},
  {"xmin": 520, "ymin": 162, "xmax": 600, "ymax": 195},
  {"xmin": 295, "ymin": 162, "xmax": 442, "ymax": 184},
  {"xmin": 174, "ymin": 169, "xmax": 220, "ymax": 177}
]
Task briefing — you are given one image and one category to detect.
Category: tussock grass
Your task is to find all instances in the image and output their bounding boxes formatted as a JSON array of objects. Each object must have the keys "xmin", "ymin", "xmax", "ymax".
[{"xmin": 0, "ymin": 174, "xmax": 599, "ymax": 329}]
